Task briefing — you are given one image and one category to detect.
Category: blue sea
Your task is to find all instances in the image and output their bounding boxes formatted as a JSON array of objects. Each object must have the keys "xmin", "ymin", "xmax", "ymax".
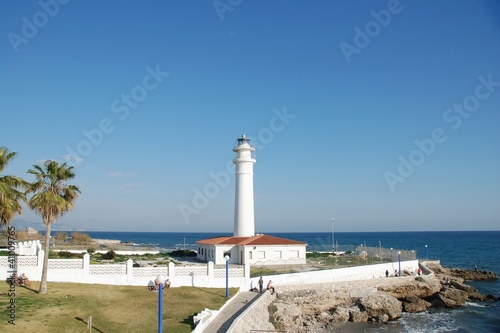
[{"xmin": 66, "ymin": 230, "xmax": 500, "ymax": 332}]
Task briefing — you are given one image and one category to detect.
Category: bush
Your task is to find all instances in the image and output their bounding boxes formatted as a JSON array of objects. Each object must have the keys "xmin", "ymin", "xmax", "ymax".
[
  {"xmin": 13, "ymin": 230, "xmax": 30, "ymax": 241},
  {"xmin": 54, "ymin": 232, "xmax": 67, "ymax": 241},
  {"xmin": 87, "ymin": 247, "xmax": 96, "ymax": 255},
  {"xmin": 102, "ymin": 250, "xmax": 116, "ymax": 260},
  {"xmin": 49, "ymin": 251, "xmax": 84, "ymax": 259},
  {"xmin": 307, "ymin": 252, "xmax": 328, "ymax": 258},
  {"xmin": 72, "ymin": 232, "xmax": 92, "ymax": 243},
  {"xmin": 168, "ymin": 250, "xmax": 197, "ymax": 257},
  {"xmin": 58, "ymin": 251, "xmax": 75, "ymax": 258}
]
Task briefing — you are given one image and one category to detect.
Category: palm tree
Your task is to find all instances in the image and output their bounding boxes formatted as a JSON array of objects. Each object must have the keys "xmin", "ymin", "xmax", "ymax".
[
  {"xmin": 0, "ymin": 147, "xmax": 27, "ymax": 231},
  {"xmin": 28, "ymin": 160, "xmax": 80, "ymax": 294}
]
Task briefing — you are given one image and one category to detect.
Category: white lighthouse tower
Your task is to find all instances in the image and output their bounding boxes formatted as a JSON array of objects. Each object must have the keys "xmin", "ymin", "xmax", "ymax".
[{"xmin": 233, "ymin": 134, "xmax": 256, "ymax": 237}]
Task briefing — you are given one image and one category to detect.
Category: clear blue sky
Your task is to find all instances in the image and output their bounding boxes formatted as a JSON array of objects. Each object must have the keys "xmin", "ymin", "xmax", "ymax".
[{"xmin": 1, "ymin": 1, "xmax": 499, "ymax": 232}]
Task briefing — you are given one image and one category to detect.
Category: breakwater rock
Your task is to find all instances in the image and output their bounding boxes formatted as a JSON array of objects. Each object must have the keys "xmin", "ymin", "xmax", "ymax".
[
  {"xmin": 269, "ymin": 263, "xmax": 498, "ymax": 332},
  {"xmin": 426, "ymin": 261, "xmax": 498, "ymax": 282}
]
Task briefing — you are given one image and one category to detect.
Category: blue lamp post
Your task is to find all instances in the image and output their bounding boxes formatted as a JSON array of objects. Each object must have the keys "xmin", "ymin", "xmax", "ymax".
[
  {"xmin": 398, "ymin": 251, "xmax": 401, "ymax": 277},
  {"xmin": 157, "ymin": 274, "xmax": 164, "ymax": 332},
  {"xmin": 225, "ymin": 255, "xmax": 230, "ymax": 298},
  {"xmin": 425, "ymin": 245, "xmax": 428, "ymax": 262}
]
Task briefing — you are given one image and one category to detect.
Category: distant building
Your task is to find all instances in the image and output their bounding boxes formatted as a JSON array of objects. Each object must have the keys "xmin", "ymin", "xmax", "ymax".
[
  {"xmin": 26, "ymin": 227, "xmax": 38, "ymax": 235},
  {"xmin": 196, "ymin": 134, "xmax": 307, "ymax": 265}
]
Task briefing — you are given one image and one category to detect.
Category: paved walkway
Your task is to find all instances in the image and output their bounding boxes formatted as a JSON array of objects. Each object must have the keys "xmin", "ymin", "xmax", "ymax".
[{"xmin": 203, "ymin": 291, "xmax": 263, "ymax": 333}]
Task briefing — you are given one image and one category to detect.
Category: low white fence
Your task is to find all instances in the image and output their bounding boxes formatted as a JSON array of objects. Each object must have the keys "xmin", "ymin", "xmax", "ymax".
[
  {"xmin": 0, "ymin": 251, "xmax": 249, "ymax": 289},
  {"xmin": 14, "ymin": 240, "xmax": 42, "ymax": 256}
]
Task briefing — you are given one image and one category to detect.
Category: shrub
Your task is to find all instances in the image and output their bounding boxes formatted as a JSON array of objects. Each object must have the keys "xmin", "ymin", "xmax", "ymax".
[
  {"xmin": 168, "ymin": 250, "xmax": 197, "ymax": 257},
  {"xmin": 58, "ymin": 251, "xmax": 75, "ymax": 258},
  {"xmin": 307, "ymin": 252, "xmax": 320, "ymax": 258},
  {"xmin": 102, "ymin": 250, "xmax": 116, "ymax": 260},
  {"xmin": 49, "ymin": 251, "xmax": 84, "ymax": 259},
  {"xmin": 14, "ymin": 230, "xmax": 30, "ymax": 241},
  {"xmin": 72, "ymin": 232, "xmax": 92, "ymax": 243},
  {"xmin": 54, "ymin": 232, "xmax": 67, "ymax": 241},
  {"xmin": 87, "ymin": 247, "xmax": 96, "ymax": 255}
]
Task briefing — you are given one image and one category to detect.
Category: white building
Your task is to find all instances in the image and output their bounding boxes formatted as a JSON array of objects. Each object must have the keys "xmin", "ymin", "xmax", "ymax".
[
  {"xmin": 197, "ymin": 234, "xmax": 306, "ymax": 265},
  {"xmin": 197, "ymin": 134, "xmax": 307, "ymax": 265}
]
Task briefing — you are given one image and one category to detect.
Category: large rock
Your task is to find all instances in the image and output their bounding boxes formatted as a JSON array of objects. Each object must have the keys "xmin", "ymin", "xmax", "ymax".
[
  {"xmin": 429, "ymin": 287, "xmax": 468, "ymax": 307},
  {"xmin": 450, "ymin": 268, "xmax": 498, "ymax": 281},
  {"xmin": 271, "ymin": 301, "xmax": 303, "ymax": 330},
  {"xmin": 332, "ymin": 306, "xmax": 350, "ymax": 323},
  {"xmin": 357, "ymin": 291, "xmax": 402, "ymax": 323},
  {"xmin": 348, "ymin": 306, "xmax": 369, "ymax": 322},
  {"xmin": 449, "ymin": 280, "xmax": 477, "ymax": 294},
  {"xmin": 378, "ymin": 276, "xmax": 441, "ymax": 299},
  {"xmin": 401, "ymin": 295, "xmax": 431, "ymax": 313}
]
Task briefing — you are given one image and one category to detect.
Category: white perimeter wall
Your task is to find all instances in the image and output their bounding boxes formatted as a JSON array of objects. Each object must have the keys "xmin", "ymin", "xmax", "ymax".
[
  {"xmin": 2, "ymin": 249, "xmax": 419, "ymax": 294},
  {"xmin": 1, "ymin": 252, "xmax": 249, "ymax": 289},
  {"xmin": 247, "ymin": 260, "xmax": 420, "ymax": 290}
]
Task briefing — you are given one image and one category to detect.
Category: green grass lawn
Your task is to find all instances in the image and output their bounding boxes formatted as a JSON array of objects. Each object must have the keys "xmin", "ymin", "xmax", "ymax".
[{"xmin": 0, "ymin": 281, "xmax": 237, "ymax": 333}]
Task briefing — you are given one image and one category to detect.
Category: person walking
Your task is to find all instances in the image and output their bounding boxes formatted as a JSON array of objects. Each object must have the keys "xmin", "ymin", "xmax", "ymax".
[{"xmin": 258, "ymin": 277, "xmax": 264, "ymax": 293}]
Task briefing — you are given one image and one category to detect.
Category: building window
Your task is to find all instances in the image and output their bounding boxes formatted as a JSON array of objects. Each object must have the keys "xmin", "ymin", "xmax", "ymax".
[
  {"xmin": 274, "ymin": 250, "xmax": 282, "ymax": 259},
  {"xmin": 289, "ymin": 250, "xmax": 299, "ymax": 258},
  {"xmin": 257, "ymin": 251, "xmax": 265, "ymax": 259},
  {"xmin": 249, "ymin": 251, "xmax": 253, "ymax": 259}
]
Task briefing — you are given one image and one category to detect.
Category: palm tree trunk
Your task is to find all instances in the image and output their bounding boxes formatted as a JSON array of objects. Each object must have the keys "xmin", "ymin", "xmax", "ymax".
[{"xmin": 39, "ymin": 221, "xmax": 51, "ymax": 294}]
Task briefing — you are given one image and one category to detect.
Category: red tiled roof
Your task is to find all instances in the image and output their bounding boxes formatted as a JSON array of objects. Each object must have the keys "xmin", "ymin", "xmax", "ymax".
[
  {"xmin": 196, "ymin": 236, "xmax": 230, "ymax": 245},
  {"xmin": 196, "ymin": 234, "xmax": 307, "ymax": 246}
]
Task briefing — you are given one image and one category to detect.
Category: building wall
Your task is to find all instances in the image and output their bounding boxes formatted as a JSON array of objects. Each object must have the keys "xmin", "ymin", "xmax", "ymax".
[
  {"xmin": 197, "ymin": 244, "xmax": 237, "ymax": 264},
  {"xmin": 242, "ymin": 244, "xmax": 307, "ymax": 266}
]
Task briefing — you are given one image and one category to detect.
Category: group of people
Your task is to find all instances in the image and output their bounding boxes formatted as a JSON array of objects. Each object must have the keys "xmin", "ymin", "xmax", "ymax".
[
  {"xmin": 9, "ymin": 273, "xmax": 31, "ymax": 286},
  {"xmin": 257, "ymin": 277, "xmax": 275, "ymax": 295},
  {"xmin": 384, "ymin": 267, "xmax": 421, "ymax": 277},
  {"xmin": 148, "ymin": 277, "xmax": 171, "ymax": 291}
]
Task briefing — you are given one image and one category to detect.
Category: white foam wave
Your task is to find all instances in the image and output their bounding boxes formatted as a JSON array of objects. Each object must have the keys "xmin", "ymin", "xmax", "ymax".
[
  {"xmin": 466, "ymin": 301, "xmax": 486, "ymax": 308},
  {"xmin": 400, "ymin": 311, "xmax": 463, "ymax": 333}
]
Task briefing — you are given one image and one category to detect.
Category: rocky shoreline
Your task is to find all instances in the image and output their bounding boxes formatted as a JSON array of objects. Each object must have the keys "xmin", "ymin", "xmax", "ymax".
[{"xmin": 269, "ymin": 262, "xmax": 498, "ymax": 332}]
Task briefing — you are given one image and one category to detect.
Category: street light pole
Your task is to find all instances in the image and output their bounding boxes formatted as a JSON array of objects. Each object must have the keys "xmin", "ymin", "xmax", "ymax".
[
  {"xmin": 398, "ymin": 251, "xmax": 401, "ymax": 277},
  {"xmin": 225, "ymin": 255, "xmax": 230, "ymax": 298},
  {"xmin": 425, "ymin": 245, "xmax": 428, "ymax": 262},
  {"xmin": 331, "ymin": 218, "xmax": 335, "ymax": 254},
  {"xmin": 157, "ymin": 274, "xmax": 164, "ymax": 333}
]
